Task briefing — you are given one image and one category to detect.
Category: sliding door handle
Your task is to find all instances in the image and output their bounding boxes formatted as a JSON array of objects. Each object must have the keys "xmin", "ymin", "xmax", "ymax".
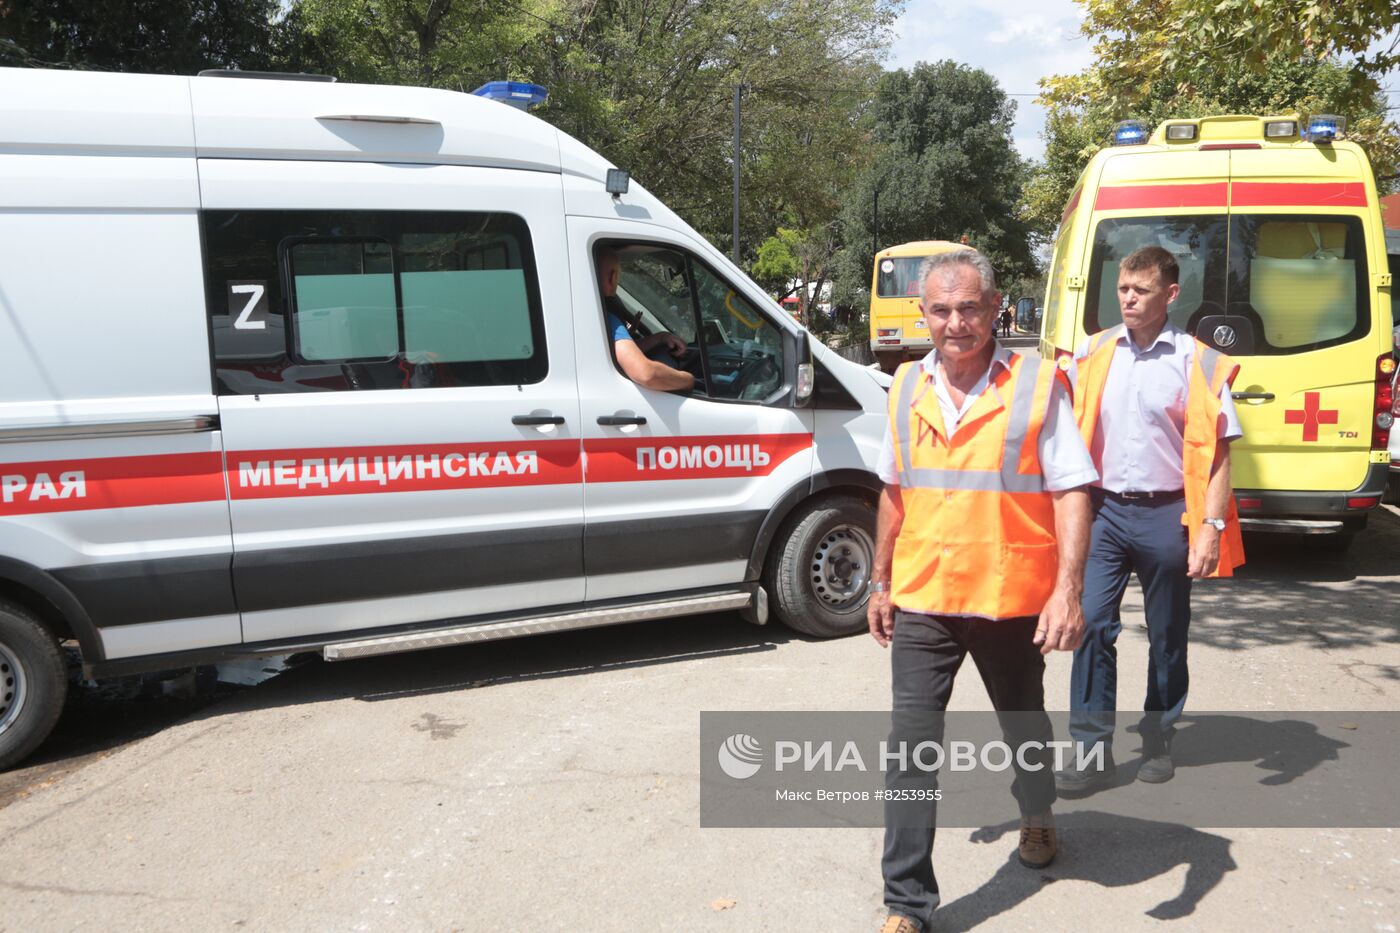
[
  {"xmin": 597, "ymin": 415, "xmax": 648, "ymax": 426},
  {"xmin": 512, "ymin": 415, "xmax": 565, "ymax": 426}
]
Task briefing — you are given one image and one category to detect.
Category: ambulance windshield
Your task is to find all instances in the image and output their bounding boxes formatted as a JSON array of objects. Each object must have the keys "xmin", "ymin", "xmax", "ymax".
[{"xmin": 1085, "ymin": 214, "xmax": 1370, "ymax": 355}]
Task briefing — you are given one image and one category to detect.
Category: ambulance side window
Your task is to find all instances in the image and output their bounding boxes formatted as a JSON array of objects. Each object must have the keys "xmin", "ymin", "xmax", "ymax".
[
  {"xmin": 604, "ymin": 241, "xmax": 787, "ymax": 403},
  {"xmin": 203, "ymin": 210, "xmax": 545, "ymax": 394}
]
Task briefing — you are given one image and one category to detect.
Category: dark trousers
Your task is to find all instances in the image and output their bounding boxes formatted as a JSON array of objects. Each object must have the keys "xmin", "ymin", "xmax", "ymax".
[
  {"xmin": 882, "ymin": 612, "xmax": 1057, "ymax": 929},
  {"xmin": 1070, "ymin": 492, "xmax": 1192, "ymax": 757}
]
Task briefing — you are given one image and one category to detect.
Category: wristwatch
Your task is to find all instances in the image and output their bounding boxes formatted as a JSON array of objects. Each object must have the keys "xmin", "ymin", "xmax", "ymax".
[
  {"xmin": 1202, "ymin": 518, "xmax": 1226, "ymax": 532},
  {"xmin": 870, "ymin": 581, "xmax": 891, "ymax": 593}
]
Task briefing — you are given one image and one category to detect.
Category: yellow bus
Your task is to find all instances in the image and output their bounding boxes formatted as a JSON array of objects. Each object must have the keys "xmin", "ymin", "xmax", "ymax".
[{"xmin": 869, "ymin": 239, "xmax": 970, "ymax": 372}]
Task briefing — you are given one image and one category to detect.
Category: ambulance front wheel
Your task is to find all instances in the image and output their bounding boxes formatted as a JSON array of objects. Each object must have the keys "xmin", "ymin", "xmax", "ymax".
[
  {"xmin": 767, "ymin": 495, "xmax": 876, "ymax": 638},
  {"xmin": 0, "ymin": 601, "xmax": 67, "ymax": 771}
]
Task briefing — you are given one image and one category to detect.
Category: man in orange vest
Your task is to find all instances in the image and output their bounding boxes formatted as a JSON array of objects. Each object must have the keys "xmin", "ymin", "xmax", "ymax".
[
  {"xmin": 1057, "ymin": 245, "xmax": 1244, "ymax": 796},
  {"xmin": 868, "ymin": 250, "xmax": 1096, "ymax": 933}
]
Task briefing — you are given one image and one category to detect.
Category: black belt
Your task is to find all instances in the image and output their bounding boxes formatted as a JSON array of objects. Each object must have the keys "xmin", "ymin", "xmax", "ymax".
[{"xmin": 1094, "ymin": 488, "xmax": 1184, "ymax": 502}]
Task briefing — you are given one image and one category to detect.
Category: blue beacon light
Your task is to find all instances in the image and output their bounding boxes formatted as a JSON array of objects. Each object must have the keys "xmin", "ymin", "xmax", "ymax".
[
  {"xmin": 1302, "ymin": 114, "xmax": 1345, "ymax": 142},
  {"xmin": 1112, "ymin": 120, "xmax": 1150, "ymax": 146},
  {"xmin": 471, "ymin": 81, "xmax": 549, "ymax": 111}
]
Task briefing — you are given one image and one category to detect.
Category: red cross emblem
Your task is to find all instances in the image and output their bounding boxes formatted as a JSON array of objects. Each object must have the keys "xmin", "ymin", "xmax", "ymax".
[{"xmin": 1284, "ymin": 391, "xmax": 1338, "ymax": 442}]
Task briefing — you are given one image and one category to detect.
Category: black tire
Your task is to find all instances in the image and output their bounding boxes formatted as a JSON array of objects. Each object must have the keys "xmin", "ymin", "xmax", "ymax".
[
  {"xmin": 766, "ymin": 495, "xmax": 876, "ymax": 638},
  {"xmin": 1384, "ymin": 472, "xmax": 1400, "ymax": 506},
  {"xmin": 0, "ymin": 601, "xmax": 67, "ymax": 771}
]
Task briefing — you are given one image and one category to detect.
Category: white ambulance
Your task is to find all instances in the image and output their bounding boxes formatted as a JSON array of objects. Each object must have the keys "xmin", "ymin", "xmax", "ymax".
[{"xmin": 0, "ymin": 68, "xmax": 890, "ymax": 768}]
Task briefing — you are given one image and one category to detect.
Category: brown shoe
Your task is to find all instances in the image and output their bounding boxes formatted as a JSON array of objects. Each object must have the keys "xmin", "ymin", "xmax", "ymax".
[
  {"xmin": 880, "ymin": 915, "xmax": 921, "ymax": 933},
  {"xmin": 1017, "ymin": 810, "xmax": 1057, "ymax": 868}
]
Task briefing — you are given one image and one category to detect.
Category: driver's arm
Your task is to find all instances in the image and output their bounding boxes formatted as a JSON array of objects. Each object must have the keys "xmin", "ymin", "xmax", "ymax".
[
  {"xmin": 635, "ymin": 332, "xmax": 687, "ymax": 357},
  {"xmin": 615, "ymin": 338, "xmax": 696, "ymax": 392}
]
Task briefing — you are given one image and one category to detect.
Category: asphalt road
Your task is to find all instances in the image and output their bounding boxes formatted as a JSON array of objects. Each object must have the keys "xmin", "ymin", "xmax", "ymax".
[{"xmin": 1, "ymin": 507, "xmax": 1398, "ymax": 931}]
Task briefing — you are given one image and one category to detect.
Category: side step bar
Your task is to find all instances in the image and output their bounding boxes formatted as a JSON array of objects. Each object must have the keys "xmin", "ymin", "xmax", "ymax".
[{"xmin": 322, "ymin": 591, "xmax": 754, "ymax": 661}]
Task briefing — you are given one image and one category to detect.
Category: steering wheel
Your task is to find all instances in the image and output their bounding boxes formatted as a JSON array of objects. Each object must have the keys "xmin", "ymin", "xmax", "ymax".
[{"xmin": 730, "ymin": 354, "xmax": 779, "ymax": 399}]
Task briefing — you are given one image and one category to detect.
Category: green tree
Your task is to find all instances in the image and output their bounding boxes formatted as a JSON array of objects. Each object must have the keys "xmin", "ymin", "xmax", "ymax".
[
  {"xmin": 752, "ymin": 223, "xmax": 842, "ymax": 330},
  {"xmin": 523, "ymin": 0, "xmax": 897, "ymax": 258},
  {"xmin": 286, "ymin": 0, "xmax": 897, "ymax": 262},
  {"xmin": 1029, "ymin": 1, "xmax": 1400, "ymax": 236},
  {"xmin": 294, "ymin": 0, "xmax": 544, "ymax": 86},
  {"xmin": 829, "ymin": 61, "xmax": 1036, "ymax": 317},
  {"xmin": 0, "ymin": 0, "xmax": 290, "ymax": 72},
  {"xmin": 1057, "ymin": 0, "xmax": 1399, "ymax": 110}
]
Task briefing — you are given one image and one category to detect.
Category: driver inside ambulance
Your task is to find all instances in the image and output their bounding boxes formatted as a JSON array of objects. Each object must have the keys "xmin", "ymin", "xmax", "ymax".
[{"xmin": 596, "ymin": 246, "xmax": 695, "ymax": 392}]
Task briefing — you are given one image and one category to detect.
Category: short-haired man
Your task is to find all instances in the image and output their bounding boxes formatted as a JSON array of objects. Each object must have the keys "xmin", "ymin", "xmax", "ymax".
[
  {"xmin": 1058, "ymin": 245, "xmax": 1244, "ymax": 795},
  {"xmin": 869, "ymin": 250, "xmax": 1097, "ymax": 933},
  {"xmin": 596, "ymin": 247, "xmax": 694, "ymax": 392}
]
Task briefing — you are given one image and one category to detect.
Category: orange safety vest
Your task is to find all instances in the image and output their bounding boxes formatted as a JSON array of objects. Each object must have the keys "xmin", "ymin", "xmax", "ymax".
[
  {"xmin": 887, "ymin": 352, "xmax": 1061, "ymax": 619},
  {"xmin": 1072, "ymin": 325, "xmax": 1245, "ymax": 578}
]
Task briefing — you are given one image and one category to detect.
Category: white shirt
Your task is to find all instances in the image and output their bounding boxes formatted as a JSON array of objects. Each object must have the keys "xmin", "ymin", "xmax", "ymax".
[
  {"xmin": 876, "ymin": 345, "xmax": 1098, "ymax": 492},
  {"xmin": 1075, "ymin": 322, "xmax": 1242, "ymax": 494}
]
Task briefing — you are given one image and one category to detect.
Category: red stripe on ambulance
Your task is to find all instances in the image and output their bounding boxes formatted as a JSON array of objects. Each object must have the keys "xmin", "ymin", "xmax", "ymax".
[
  {"xmin": 1229, "ymin": 181, "xmax": 1368, "ymax": 208},
  {"xmin": 584, "ymin": 433, "xmax": 812, "ymax": 483},
  {"xmin": 1094, "ymin": 183, "xmax": 1228, "ymax": 211},
  {"xmin": 1060, "ymin": 187, "xmax": 1081, "ymax": 226},
  {"xmin": 228, "ymin": 440, "xmax": 583, "ymax": 499},
  {"xmin": 0, "ymin": 452, "xmax": 224, "ymax": 517},
  {"xmin": 2, "ymin": 435, "xmax": 814, "ymax": 513}
]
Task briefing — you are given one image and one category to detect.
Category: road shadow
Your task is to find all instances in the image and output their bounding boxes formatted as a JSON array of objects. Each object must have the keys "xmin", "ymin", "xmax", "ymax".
[
  {"xmin": 1151, "ymin": 714, "xmax": 1349, "ymax": 785},
  {"xmin": 0, "ymin": 666, "xmax": 238, "ymax": 808},
  {"xmin": 935, "ymin": 813, "xmax": 1237, "ymax": 929},
  {"xmin": 5, "ymin": 611, "xmax": 808, "ymax": 787},
  {"xmin": 1178, "ymin": 507, "xmax": 1400, "ymax": 655}
]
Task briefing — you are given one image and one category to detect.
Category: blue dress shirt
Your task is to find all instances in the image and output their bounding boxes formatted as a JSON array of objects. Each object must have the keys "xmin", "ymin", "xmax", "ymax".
[{"xmin": 1076, "ymin": 322, "xmax": 1243, "ymax": 494}]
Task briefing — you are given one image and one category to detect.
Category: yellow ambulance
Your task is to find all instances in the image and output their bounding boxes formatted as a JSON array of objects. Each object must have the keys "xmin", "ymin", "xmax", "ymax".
[
  {"xmin": 1041, "ymin": 114, "xmax": 1396, "ymax": 546},
  {"xmin": 869, "ymin": 239, "xmax": 970, "ymax": 372}
]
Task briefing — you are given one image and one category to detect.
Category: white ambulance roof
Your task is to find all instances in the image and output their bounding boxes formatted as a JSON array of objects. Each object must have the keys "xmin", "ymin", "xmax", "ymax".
[
  {"xmin": 0, "ymin": 67, "xmax": 723, "ymax": 308},
  {"xmin": 0, "ymin": 68, "xmax": 599, "ymax": 178}
]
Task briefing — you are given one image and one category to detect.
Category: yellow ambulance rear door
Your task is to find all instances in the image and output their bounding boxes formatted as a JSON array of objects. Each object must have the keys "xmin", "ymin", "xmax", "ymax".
[{"xmin": 1221, "ymin": 145, "xmax": 1382, "ymax": 493}]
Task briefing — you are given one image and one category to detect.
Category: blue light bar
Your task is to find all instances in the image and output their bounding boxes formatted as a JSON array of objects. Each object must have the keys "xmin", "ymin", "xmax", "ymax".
[
  {"xmin": 471, "ymin": 81, "xmax": 548, "ymax": 110},
  {"xmin": 1302, "ymin": 114, "xmax": 1345, "ymax": 142},
  {"xmin": 1112, "ymin": 120, "xmax": 1150, "ymax": 146}
]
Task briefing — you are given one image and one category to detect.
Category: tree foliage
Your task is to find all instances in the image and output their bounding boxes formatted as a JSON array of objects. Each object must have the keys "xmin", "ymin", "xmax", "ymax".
[
  {"xmin": 752, "ymin": 223, "xmax": 842, "ymax": 329},
  {"xmin": 0, "ymin": 0, "xmax": 295, "ymax": 72},
  {"xmin": 1029, "ymin": 1, "xmax": 1400, "ymax": 236},
  {"xmin": 1048, "ymin": 0, "xmax": 1400, "ymax": 112},
  {"xmin": 294, "ymin": 0, "xmax": 546, "ymax": 87},
  {"xmin": 830, "ymin": 61, "xmax": 1035, "ymax": 314},
  {"xmin": 526, "ymin": 0, "xmax": 897, "ymax": 258},
  {"xmin": 286, "ymin": 0, "xmax": 898, "ymax": 263}
]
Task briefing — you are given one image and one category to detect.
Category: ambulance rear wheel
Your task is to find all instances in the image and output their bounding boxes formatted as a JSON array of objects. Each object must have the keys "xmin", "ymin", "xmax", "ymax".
[
  {"xmin": 0, "ymin": 602, "xmax": 67, "ymax": 771},
  {"xmin": 767, "ymin": 496, "xmax": 876, "ymax": 638}
]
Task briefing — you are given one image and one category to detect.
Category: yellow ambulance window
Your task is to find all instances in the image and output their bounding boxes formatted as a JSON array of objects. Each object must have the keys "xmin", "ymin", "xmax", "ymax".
[
  {"xmin": 1233, "ymin": 215, "xmax": 1368, "ymax": 353},
  {"xmin": 1085, "ymin": 216, "xmax": 1226, "ymax": 334}
]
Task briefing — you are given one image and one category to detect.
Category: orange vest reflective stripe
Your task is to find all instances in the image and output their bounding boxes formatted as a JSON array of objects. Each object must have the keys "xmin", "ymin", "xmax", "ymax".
[
  {"xmin": 1072, "ymin": 325, "xmax": 1246, "ymax": 578},
  {"xmin": 887, "ymin": 353, "xmax": 1060, "ymax": 619}
]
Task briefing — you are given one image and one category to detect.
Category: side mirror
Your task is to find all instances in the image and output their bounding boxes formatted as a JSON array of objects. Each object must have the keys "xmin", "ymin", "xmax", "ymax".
[{"xmin": 786, "ymin": 329, "xmax": 814, "ymax": 408}]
